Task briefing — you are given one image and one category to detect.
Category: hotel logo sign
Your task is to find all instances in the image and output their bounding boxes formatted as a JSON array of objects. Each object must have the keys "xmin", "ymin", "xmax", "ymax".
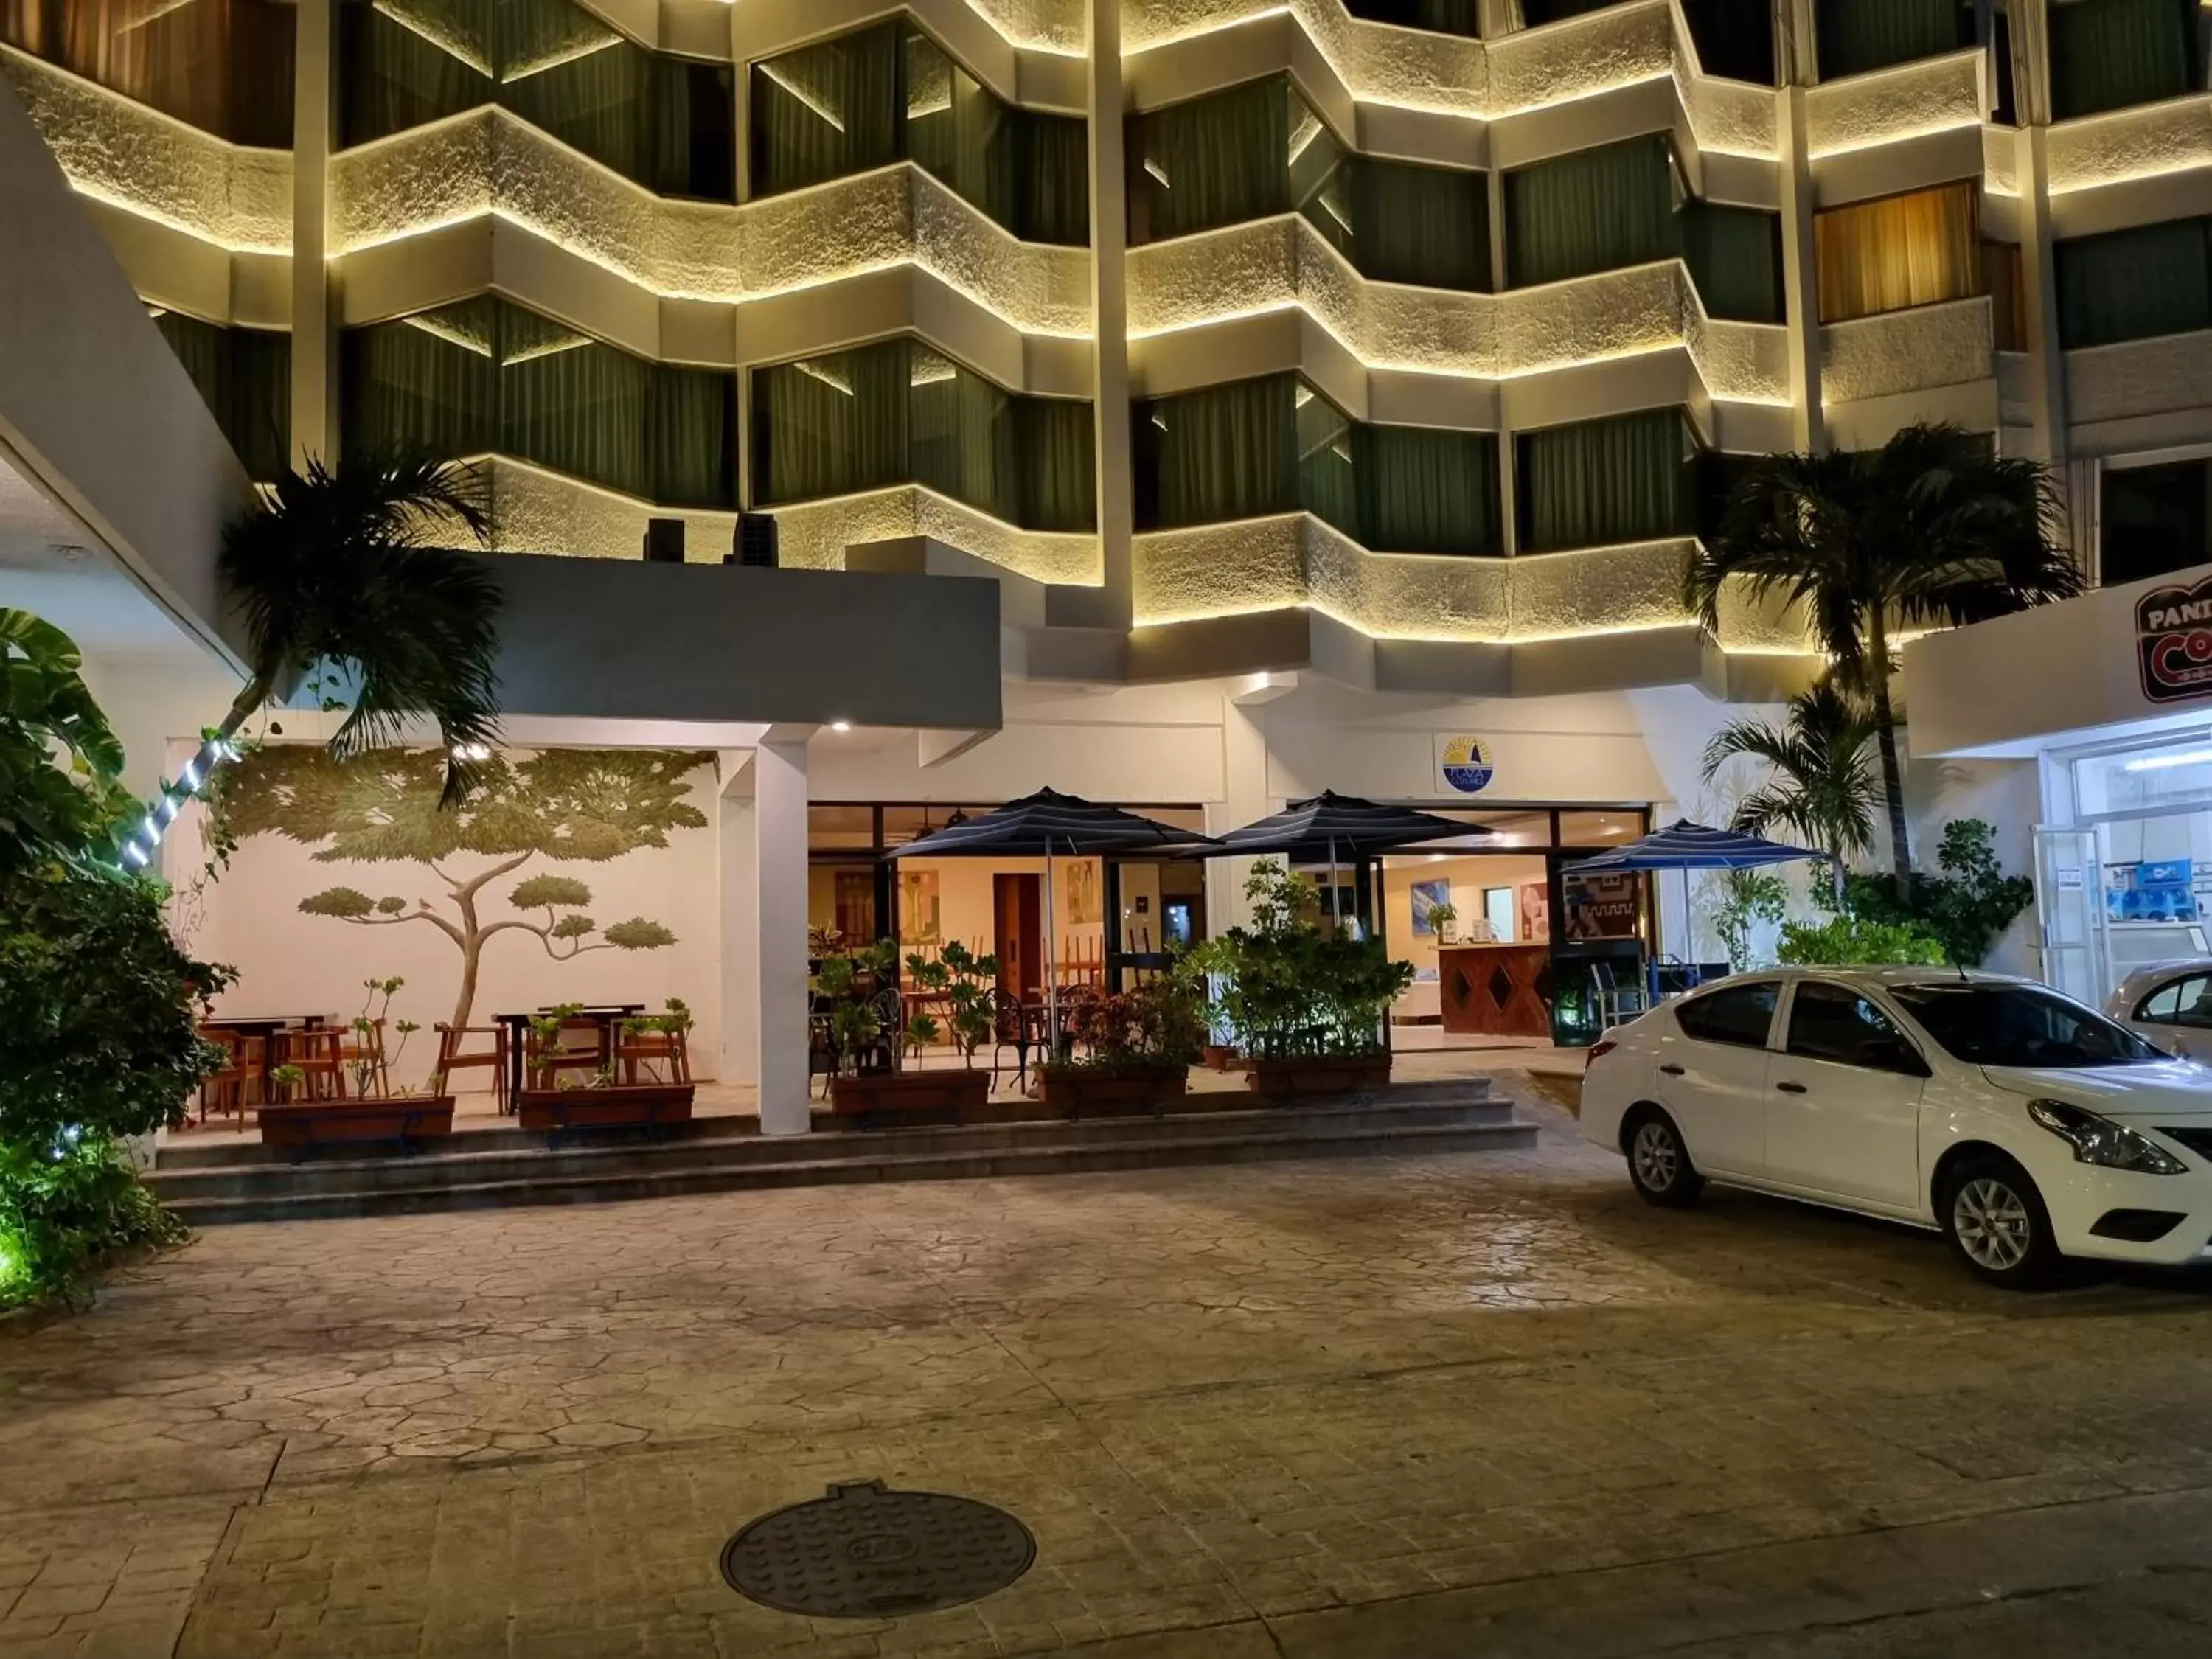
[
  {"xmin": 2138, "ymin": 575, "xmax": 2212, "ymax": 706},
  {"xmin": 1435, "ymin": 735, "xmax": 1495, "ymax": 794}
]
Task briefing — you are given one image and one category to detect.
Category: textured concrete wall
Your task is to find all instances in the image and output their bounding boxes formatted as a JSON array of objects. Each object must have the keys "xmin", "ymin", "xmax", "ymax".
[
  {"xmin": 2066, "ymin": 331, "xmax": 2212, "ymax": 430},
  {"xmin": 1125, "ymin": 0, "xmax": 1486, "ymax": 117},
  {"xmin": 0, "ymin": 46, "xmax": 291, "ymax": 253},
  {"xmin": 1804, "ymin": 50, "xmax": 1982, "ymax": 159},
  {"xmin": 1819, "ymin": 297, "xmax": 1994, "ymax": 405},
  {"xmin": 483, "ymin": 456, "xmax": 737, "ymax": 562},
  {"xmin": 766, "ymin": 485, "xmax": 1100, "ymax": 585},
  {"xmin": 2046, "ymin": 94, "xmax": 2212, "ymax": 196}
]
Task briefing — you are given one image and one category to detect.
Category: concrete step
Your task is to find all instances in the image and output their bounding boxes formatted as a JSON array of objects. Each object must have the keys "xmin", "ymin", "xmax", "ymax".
[{"xmin": 151, "ymin": 1098, "xmax": 1533, "ymax": 1226}]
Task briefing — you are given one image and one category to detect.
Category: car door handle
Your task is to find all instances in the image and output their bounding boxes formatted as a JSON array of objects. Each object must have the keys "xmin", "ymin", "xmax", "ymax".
[
  {"xmin": 1775, "ymin": 1080, "xmax": 1808, "ymax": 1094},
  {"xmin": 1658, "ymin": 1063, "xmax": 1685, "ymax": 1077}
]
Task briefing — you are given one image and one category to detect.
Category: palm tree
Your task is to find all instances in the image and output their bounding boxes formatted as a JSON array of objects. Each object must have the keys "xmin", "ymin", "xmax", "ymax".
[
  {"xmin": 215, "ymin": 454, "xmax": 501, "ymax": 805},
  {"xmin": 1702, "ymin": 678, "xmax": 1879, "ymax": 908},
  {"xmin": 1686, "ymin": 423, "xmax": 2080, "ymax": 894}
]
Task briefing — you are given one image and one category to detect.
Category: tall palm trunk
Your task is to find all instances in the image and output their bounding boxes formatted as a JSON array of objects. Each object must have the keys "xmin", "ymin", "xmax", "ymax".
[
  {"xmin": 215, "ymin": 672, "xmax": 274, "ymax": 749},
  {"xmin": 1865, "ymin": 608, "xmax": 1912, "ymax": 899}
]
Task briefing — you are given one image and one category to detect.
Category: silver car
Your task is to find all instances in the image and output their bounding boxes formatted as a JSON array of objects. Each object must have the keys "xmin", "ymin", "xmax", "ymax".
[{"xmin": 2107, "ymin": 960, "xmax": 2212, "ymax": 1063}]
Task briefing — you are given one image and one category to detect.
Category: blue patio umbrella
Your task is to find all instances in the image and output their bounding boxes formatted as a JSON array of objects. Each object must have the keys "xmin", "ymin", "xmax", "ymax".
[{"xmin": 1565, "ymin": 820, "xmax": 1820, "ymax": 964}]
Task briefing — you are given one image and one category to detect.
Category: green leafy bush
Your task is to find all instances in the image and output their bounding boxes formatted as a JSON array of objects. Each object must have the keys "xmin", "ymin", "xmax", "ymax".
[
  {"xmin": 1, "ymin": 866, "xmax": 232, "ymax": 1306},
  {"xmin": 1843, "ymin": 818, "xmax": 2034, "ymax": 967},
  {"xmin": 1777, "ymin": 914, "xmax": 1947, "ymax": 967},
  {"xmin": 1710, "ymin": 869, "xmax": 1788, "ymax": 969},
  {"xmin": 1189, "ymin": 860, "xmax": 1415, "ymax": 1058},
  {"xmin": 1048, "ymin": 973, "xmax": 1208, "ymax": 1074}
]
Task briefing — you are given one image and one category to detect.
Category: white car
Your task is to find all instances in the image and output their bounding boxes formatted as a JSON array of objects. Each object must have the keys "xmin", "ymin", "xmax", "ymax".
[
  {"xmin": 2108, "ymin": 959, "xmax": 2212, "ymax": 1064},
  {"xmin": 1581, "ymin": 967, "xmax": 2212, "ymax": 1288}
]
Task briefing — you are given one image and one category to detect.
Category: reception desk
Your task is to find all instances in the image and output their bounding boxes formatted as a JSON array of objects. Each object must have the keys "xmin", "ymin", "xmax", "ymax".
[{"xmin": 1437, "ymin": 943, "xmax": 1553, "ymax": 1038}]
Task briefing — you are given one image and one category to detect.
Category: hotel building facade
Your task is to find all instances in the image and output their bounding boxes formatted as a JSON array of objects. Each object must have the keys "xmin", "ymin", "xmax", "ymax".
[{"xmin": 7, "ymin": 0, "xmax": 2212, "ymax": 1105}]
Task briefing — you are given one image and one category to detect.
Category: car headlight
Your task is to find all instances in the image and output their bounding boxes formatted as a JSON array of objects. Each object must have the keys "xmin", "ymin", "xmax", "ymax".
[{"xmin": 2027, "ymin": 1099, "xmax": 2189, "ymax": 1175}]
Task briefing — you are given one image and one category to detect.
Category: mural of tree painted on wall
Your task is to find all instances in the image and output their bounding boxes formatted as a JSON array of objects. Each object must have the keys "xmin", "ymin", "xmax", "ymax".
[{"xmin": 218, "ymin": 746, "xmax": 710, "ymax": 1028}]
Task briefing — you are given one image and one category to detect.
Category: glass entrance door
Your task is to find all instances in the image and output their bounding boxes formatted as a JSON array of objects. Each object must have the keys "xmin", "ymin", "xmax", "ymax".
[{"xmin": 2034, "ymin": 827, "xmax": 2108, "ymax": 1005}]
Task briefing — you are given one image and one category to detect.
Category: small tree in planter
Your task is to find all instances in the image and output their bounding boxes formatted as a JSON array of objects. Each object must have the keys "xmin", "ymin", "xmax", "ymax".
[
  {"xmin": 821, "ymin": 940, "xmax": 994, "ymax": 1119},
  {"xmin": 1191, "ymin": 860, "xmax": 1414, "ymax": 1099},
  {"xmin": 1038, "ymin": 971, "xmax": 1207, "ymax": 1113},
  {"xmin": 515, "ymin": 1001, "xmax": 695, "ymax": 1137},
  {"xmin": 904, "ymin": 942, "xmax": 997, "ymax": 1067}
]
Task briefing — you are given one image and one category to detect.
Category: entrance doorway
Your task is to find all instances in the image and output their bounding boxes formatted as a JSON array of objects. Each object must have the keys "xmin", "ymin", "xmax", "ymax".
[{"xmin": 994, "ymin": 874, "xmax": 1043, "ymax": 1001}]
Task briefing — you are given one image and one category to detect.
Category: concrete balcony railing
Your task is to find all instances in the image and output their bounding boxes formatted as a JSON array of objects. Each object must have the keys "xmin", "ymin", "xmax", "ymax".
[
  {"xmin": 2046, "ymin": 93, "xmax": 2212, "ymax": 236},
  {"xmin": 1127, "ymin": 215, "xmax": 1790, "ymax": 408},
  {"xmin": 0, "ymin": 45, "xmax": 290, "ymax": 254},
  {"xmin": 765, "ymin": 485, "xmax": 1101, "ymax": 587},
  {"xmin": 1804, "ymin": 46, "xmax": 1983, "ymax": 161},
  {"xmin": 1820, "ymin": 295, "xmax": 1994, "ymax": 406},
  {"xmin": 2065, "ymin": 330, "xmax": 2212, "ymax": 431}
]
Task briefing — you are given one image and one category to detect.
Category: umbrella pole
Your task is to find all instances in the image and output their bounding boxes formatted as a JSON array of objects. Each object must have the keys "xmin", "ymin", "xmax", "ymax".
[
  {"xmin": 1329, "ymin": 835, "xmax": 1341, "ymax": 936},
  {"xmin": 1045, "ymin": 845, "xmax": 1059, "ymax": 1058}
]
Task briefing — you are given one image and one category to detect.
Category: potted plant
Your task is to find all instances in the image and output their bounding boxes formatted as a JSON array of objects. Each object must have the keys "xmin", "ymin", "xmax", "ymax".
[
  {"xmin": 1037, "ymin": 971, "xmax": 1204, "ymax": 1114},
  {"xmin": 255, "ymin": 977, "xmax": 457, "ymax": 1156},
  {"xmin": 823, "ymin": 941, "xmax": 994, "ymax": 1121},
  {"xmin": 1427, "ymin": 900, "xmax": 1459, "ymax": 945},
  {"xmin": 1190, "ymin": 860, "xmax": 1413, "ymax": 1099},
  {"xmin": 513, "ymin": 998, "xmax": 695, "ymax": 1135}
]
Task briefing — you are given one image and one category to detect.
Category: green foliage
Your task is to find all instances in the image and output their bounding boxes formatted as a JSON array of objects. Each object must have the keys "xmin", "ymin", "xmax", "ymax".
[
  {"xmin": 1701, "ymin": 678, "xmax": 1878, "ymax": 904},
  {"xmin": 217, "ymin": 453, "xmax": 500, "ymax": 807},
  {"xmin": 1049, "ymin": 973, "xmax": 1208, "ymax": 1074},
  {"xmin": 1710, "ymin": 869, "xmax": 1789, "ymax": 970},
  {"xmin": 0, "ymin": 609, "xmax": 136, "ymax": 874},
  {"xmin": 300, "ymin": 886, "xmax": 378, "ymax": 919},
  {"xmin": 1189, "ymin": 860, "xmax": 1415, "ymax": 1060},
  {"xmin": 1843, "ymin": 819, "xmax": 2035, "ymax": 967},
  {"xmin": 549, "ymin": 915, "xmax": 596, "ymax": 941},
  {"xmin": 1, "ymin": 865, "xmax": 232, "ymax": 1307},
  {"xmin": 1778, "ymin": 914, "xmax": 1947, "ymax": 967},
  {"xmin": 903, "ymin": 941, "xmax": 1000, "ymax": 1068},
  {"xmin": 603, "ymin": 919, "xmax": 677, "ymax": 950},
  {"xmin": 512, "ymin": 874, "xmax": 594, "ymax": 910}
]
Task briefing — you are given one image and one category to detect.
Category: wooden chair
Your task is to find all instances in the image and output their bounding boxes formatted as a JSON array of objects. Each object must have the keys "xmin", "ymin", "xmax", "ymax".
[
  {"xmin": 526, "ymin": 1016, "xmax": 609, "ymax": 1091},
  {"xmin": 196, "ymin": 1028, "xmax": 264, "ymax": 1130},
  {"xmin": 616, "ymin": 1020, "xmax": 691, "ymax": 1085},
  {"xmin": 337, "ymin": 1018, "xmax": 389, "ymax": 1097},
  {"xmin": 280, "ymin": 1027, "xmax": 347, "ymax": 1101},
  {"xmin": 990, "ymin": 989, "xmax": 1040, "ymax": 1091},
  {"xmin": 434, "ymin": 1023, "xmax": 509, "ymax": 1111}
]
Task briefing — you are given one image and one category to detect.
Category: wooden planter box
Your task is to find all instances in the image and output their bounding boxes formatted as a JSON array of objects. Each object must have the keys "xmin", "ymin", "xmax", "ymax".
[
  {"xmin": 828, "ymin": 1069, "xmax": 992, "ymax": 1120},
  {"xmin": 1201, "ymin": 1044, "xmax": 1242, "ymax": 1071},
  {"xmin": 256, "ymin": 1096, "xmax": 454, "ymax": 1158},
  {"xmin": 515, "ymin": 1083, "xmax": 695, "ymax": 1135},
  {"xmin": 1037, "ymin": 1064, "xmax": 1189, "ymax": 1116},
  {"xmin": 1245, "ymin": 1054, "xmax": 1391, "ymax": 1099}
]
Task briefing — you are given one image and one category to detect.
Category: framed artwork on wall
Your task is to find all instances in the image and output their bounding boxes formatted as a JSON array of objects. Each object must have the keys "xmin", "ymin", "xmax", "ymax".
[
  {"xmin": 1067, "ymin": 859, "xmax": 1102, "ymax": 925},
  {"xmin": 1411, "ymin": 878, "xmax": 1451, "ymax": 936}
]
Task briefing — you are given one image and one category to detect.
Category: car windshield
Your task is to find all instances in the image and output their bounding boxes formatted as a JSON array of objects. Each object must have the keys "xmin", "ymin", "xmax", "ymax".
[{"xmin": 1890, "ymin": 982, "xmax": 2165, "ymax": 1068}]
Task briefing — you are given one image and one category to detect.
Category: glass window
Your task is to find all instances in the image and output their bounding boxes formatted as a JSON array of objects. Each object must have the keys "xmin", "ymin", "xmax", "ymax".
[
  {"xmin": 1674, "ymin": 981, "xmax": 1780, "ymax": 1048},
  {"xmin": 1683, "ymin": 204, "xmax": 1784, "ymax": 324},
  {"xmin": 1812, "ymin": 183, "xmax": 1980, "ymax": 324},
  {"xmin": 341, "ymin": 0, "xmax": 735, "ymax": 200},
  {"xmin": 1815, "ymin": 0, "xmax": 1972, "ymax": 80},
  {"xmin": 2101, "ymin": 459, "xmax": 2212, "ymax": 587},
  {"xmin": 751, "ymin": 339, "xmax": 1095, "ymax": 532},
  {"xmin": 1352, "ymin": 158, "xmax": 1491, "ymax": 293},
  {"xmin": 1505, "ymin": 135, "xmax": 1680, "ymax": 290},
  {"xmin": 2049, "ymin": 0, "xmax": 2200, "ymax": 123},
  {"xmin": 2056, "ymin": 219, "xmax": 2212, "ymax": 350},
  {"xmin": 1558, "ymin": 812, "xmax": 1646, "ymax": 846},
  {"xmin": 150, "ymin": 310, "xmax": 291, "ymax": 483},
  {"xmin": 342, "ymin": 296, "xmax": 736, "ymax": 507},
  {"xmin": 1361, "ymin": 426, "xmax": 1502, "ymax": 555},
  {"xmin": 1516, "ymin": 408, "xmax": 1696, "ymax": 554},
  {"xmin": 1341, "ymin": 0, "xmax": 1481, "ymax": 33},
  {"xmin": 4, "ymin": 0, "xmax": 295, "ymax": 145},
  {"xmin": 808, "ymin": 806, "xmax": 877, "ymax": 849},
  {"xmin": 1786, "ymin": 981, "xmax": 1923, "ymax": 1071},
  {"xmin": 1889, "ymin": 982, "xmax": 2163, "ymax": 1067},
  {"xmin": 751, "ymin": 22, "xmax": 1085, "ymax": 243},
  {"xmin": 2138, "ymin": 973, "xmax": 2212, "ymax": 1026},
  {"xmin": 1682, "ymin": 0, "xmax": 1778, "ymax": 85},
  {"xmin": 1130, "ymin": 76, "xmax": 1295, "ymax": 246}
]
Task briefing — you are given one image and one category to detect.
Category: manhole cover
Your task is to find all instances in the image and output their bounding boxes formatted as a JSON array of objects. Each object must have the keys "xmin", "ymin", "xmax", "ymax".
[{"xmin": 720, "ymin": 1479, "xmax": 1035, "ymax": 1618}]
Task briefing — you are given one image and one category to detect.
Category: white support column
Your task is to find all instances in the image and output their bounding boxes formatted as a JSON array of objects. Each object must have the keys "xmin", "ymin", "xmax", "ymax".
[
  {"xmin": 1208, "ymin": 684, "xmax": 1280, "ymax": 934},
  {"xmin": 291, "ymin": 0, "xmax": 335, "ymax": 463},
  {"xmin": 722, "ymin": 734, "xmax": 813, "ymax": 1135},
  {"xmin": 2008, "ymin": 2, "xmax": 2070, "ymax": 470}
]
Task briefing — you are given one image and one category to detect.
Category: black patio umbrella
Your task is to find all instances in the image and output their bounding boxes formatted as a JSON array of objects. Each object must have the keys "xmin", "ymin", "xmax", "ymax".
[
  {"xmin": 886, "ymin": 789, "xmax": 1219, "ymax": 1030},
  {"xmin": 1197, "ymin": 790, "xmax": 1494, "ymax": 929}
]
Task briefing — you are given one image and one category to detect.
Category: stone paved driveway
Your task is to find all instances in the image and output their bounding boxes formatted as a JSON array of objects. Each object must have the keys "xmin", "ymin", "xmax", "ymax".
[{"xmin": 7, "ymin": 1086, "xmax": 2212, "ymax": 1657}]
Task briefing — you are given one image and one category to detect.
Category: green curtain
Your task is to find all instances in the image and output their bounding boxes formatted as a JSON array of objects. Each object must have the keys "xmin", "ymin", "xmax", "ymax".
[
  {"xmin": 1815, "ymin": 0, "xmax": 1967, "ymax": 80},
  {"xmin": 343, "ymin": 297, "xmax": 501, "ymax": 463},
  {"xmin": 1340, "ymin": 0, "xmax": 1481, "ymax": 36},
  {"xmin": 2056, "ymin": 218, "xmax": 2212, "ymax": 348},
  {"xmin": 341, "ymin": 4, "xmax": 488, "ymax": 147},
  {"xmin": 1360, "ymin": 427, "xmax": 1500, "ymax": 555},
  {"xmin": 1354, "ymin": 159, "xmax": 1490, "ymax": 291},
  {"xmin": 1288, "ymin": 86, "xmax": 1354, "ymax": 264},
  {"xmin": 647, "ymin": 366, "xmax": 735, "ymax": 507},
  {"xmin": 1683, "ymin": 203, "xmax": 1784, "ymax": 323},
  {"xmin": 1517, "ymin": 408, "xmax": 1693, "ymax": 552},
  {"xmin": 749, "ymin": 23, "xmax": 901, "ymax": 197},
  {"xmin": 910, "ymin": 354, "xmax": 1014, "ymax": 519},
  {"xmin": 150, "ymin": 311, "xmax": 289, "ymax": 482},
  {"xmin": 752, "ymin": 338, "xmax": 909, "ymax": 505},
  {"xmin": 1018, "ymin": 397, "xmax": 1097, "ymax": 532},
  {"xmin": 1682, "ymin": 0, "xmax": 1777, "ymax": 84},
  {"xmin": 2101, "ymin": 460, "xmax": 2212, "ymax": 586},
  {"xmin": 1015, "ymin": 111, "xmax": 1091, "ymax": 246},
  {"xmin": 1295, "ymin": 387, "xmax": 1360, "ymax": 540},
  {"xmin": 2049, "ymin": 0, "xmax": 2199, "ymax": 122},
  {"xmin": 1506, "ymin": 135, "xmax": 1680, "ymax": 288},
  {"xmin": 1129, "ymin": 76, "xmax": 1290, "ymax": 245},
  {"xmin": 504, "ymin": 34, "xmax": 653, "ymax": 189},
  {"xmin": 905, "ymin": 35, "xmax": 1012, "ymax": 229},
  {"xmin": 1136, "ymin": 376, "xmax": 1295, "ymax": 529}
]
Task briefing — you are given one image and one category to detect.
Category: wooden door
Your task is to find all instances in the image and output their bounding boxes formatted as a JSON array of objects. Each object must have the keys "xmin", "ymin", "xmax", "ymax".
[{"xmin": 994, "ymin": 874, "xmax": 1042, "ymax": 1001}]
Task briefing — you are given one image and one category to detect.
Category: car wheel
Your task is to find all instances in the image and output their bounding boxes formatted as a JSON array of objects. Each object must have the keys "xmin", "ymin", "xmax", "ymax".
[
  {"xmin": 1625, "ymin": 1107, "xmax": 1703, "ymax": 1208},
  {"xmin": 1941, "ymin": 1153, "xmax": 2062, "ymax": 1290}
]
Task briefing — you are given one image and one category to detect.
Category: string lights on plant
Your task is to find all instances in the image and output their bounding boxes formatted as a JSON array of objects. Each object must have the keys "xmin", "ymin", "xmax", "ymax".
[{"xmin": 118, "ymin": 731, "xmax": 244, "ymax": 870}]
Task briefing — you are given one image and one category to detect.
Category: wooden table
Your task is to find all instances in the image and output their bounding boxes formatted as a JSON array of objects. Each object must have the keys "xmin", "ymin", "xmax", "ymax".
[
  {"xmin": 493, "ymin": 1006, "xmax": 644, "ymax": 1106},
  {"xmin": 1436, "ymin": 944, "xmax": 1554, "ymax": 1039}
]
